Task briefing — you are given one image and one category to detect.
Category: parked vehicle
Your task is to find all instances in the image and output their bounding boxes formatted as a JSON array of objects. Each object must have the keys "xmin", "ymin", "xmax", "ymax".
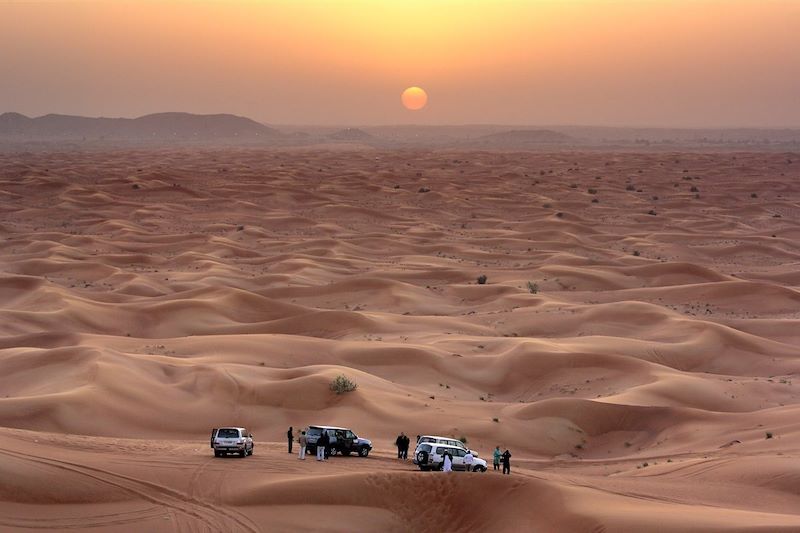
[
  {"xmin": 306, "ymin": 425, "xmax": 372, "ymax": 457},
  {"xmin": 415, "ymin": 443, "xmax": 487, "ymax": 472},
  {"xmin": 210, "ymin": 427, "xmax": 254, "ymax": 457},
  {"xmin": 413, "ymin": 435, "xmax": 477, "ymax": 466}
]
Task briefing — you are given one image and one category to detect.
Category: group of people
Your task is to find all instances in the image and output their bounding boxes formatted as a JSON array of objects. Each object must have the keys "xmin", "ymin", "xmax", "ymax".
[
  {"xmin": 289, "ymin": 427, "xmax": 513, "ymax": 474},
  {"xmin": 493, "ymin": 446, "xmax": 512, "ymax": 475},
  {"xmin": 394, "ymin": 432, "xmax": 412, "ymax": 459},
  {"xmin": 287, "ymin": 426, "xmax": 330, "ymax": 461}
]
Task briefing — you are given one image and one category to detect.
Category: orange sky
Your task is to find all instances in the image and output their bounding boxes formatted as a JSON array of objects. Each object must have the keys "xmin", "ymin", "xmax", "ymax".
[{"xmin": 1, "ymin": 0, "xmax": 798, "ymax": 126}]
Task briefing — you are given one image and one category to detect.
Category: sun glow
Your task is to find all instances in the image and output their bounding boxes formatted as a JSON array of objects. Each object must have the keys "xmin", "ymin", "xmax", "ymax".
[{"xmin": 401, "ymin": 87, "xmax": 428, "ymax": 111}]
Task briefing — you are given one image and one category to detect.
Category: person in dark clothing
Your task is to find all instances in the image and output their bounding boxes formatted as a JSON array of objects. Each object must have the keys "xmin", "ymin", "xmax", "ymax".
[
  {"xmin": 395, "ymin": 432, "xmax": 405, "ymax": 459},
  {"xmin": 287, "ymin": 427, "xmax": 293, "ymax": 454},
  {"xmin": 501, "ymin": 449, "xmax": 512, "ymax": 475},
  {"xmin": 321, "ymin": 431, "xmax": 331, "ymax": 459},
  {"xmin": 400, "ymin": 434, "xmax": 410, "ymax": 459}
]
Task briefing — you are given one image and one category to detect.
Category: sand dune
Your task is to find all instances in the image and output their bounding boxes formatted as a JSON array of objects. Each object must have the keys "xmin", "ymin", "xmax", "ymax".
[{"xmin": 1, "ymin": 148, "xmax": 799, "ymax": 531}]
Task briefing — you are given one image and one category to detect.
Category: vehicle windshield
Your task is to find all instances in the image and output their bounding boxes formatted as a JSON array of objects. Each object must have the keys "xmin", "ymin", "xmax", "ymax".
[
  {"xmin": 307, "ymin": 428, "xmax": 322, "ymax": 436},
  {"xmin": 217, "ymin": 429, "xmax": 239, "ymax": 438}
]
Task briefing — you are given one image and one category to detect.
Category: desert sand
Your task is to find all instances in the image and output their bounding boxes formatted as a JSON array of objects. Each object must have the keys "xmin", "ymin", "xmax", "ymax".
[{"xmin": 1, "ymin": 148, "xmax": 799, "ymax": 532}]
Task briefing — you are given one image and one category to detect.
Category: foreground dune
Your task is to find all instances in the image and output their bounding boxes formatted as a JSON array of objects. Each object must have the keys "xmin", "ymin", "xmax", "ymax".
[{"xmin": 0, "ymin": 148, "xmax": 799, "ymax": 531}]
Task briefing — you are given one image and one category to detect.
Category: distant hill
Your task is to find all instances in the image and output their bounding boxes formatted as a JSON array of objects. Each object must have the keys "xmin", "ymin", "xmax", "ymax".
[
  {"xmin": 0, "ymin": 112, "xmax": 278, "ymax": 141},
  {"xmin": 328, "ymin": 128, "xmax": 373, "ymax": 141},
  {"xmin": 474, "ymin": 129, "xmax": 574, "ymax": 146}
]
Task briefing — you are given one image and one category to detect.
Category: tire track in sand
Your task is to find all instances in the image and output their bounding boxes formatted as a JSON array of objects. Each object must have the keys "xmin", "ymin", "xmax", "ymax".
[{"xmin": 0, "ymin": 446, "xmax": 259, "ymax": 532}]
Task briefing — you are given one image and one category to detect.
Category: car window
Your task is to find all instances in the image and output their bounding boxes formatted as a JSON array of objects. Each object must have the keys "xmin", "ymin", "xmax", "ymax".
[
  {"xmin": 307, "ymin": 428, "xmax": 321, "ymax": 436},
  {"xmin": 217, "ymin": 429, "xmax": 239, "ymax": 438},
  {"xmin": 454, "ymin": 449, "xmax": 466, "ymax": 457},
  {"xmin": 435, "ymin": 447, "xmax": 447, "ymax": 455},
  {"xmin": 419, "ymin": 444, "xmax": 432, "ymax": 453},
  {"xmin": 421, "ymin": 437, "xmax": 435, "ymax": 444},
  {"xmin": 346, "ymin": 431, "xmax": 356, "ymax": 439}
]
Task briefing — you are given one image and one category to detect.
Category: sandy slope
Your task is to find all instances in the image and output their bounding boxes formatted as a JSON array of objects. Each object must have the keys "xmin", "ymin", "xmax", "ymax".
[{"xmin": 0, "ymin": 148, "xmax": 799, "ymax": 531}]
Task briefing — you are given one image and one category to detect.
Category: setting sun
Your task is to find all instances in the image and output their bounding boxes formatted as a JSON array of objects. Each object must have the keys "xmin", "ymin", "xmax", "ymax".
[{"xmin": 401, "ymin": 87, "xmax": 428, "ymax": 111}]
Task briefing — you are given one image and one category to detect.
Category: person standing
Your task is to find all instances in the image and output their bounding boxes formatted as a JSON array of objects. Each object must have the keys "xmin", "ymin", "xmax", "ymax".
[
  {"xmin": 395, "ymin": 433, "xmax": 405, "ymax": 459},
  {"xmin": 298, "ymin": 430, "xmax": 307, "ymax": 460},
  {"xmin": 502, "ymin": 449, "xmax": 512, "ymax": 475},
  {"xmin": 401, "ymin": 434, "xmax": 410, "ymax": 460},
  {"xmin": 464, "ymin": 450, "xmax": 474, "ymax": 472},
  {"xmin": 443, "ymin": 452, "xmax": 453, "ymax": 472},
  {"xmin": 316, "ymin": 431, "xmax": 328, "ymax": 461},
  {"xmin": 287, "ymin": 427, "xmax": 293, "ymax": 454},
  {"xmin": 322, "ymin": 431, "xmax": 331, "ymax": 460},
  {"xmin": 493, "ymin": 446, "xmax": 501, "ymax": 471}
]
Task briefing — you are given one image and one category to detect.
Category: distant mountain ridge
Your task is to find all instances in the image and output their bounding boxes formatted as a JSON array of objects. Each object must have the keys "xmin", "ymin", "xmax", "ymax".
[{"xmin": 0, "ymin": 112, "xmax": 278, "ymax": 140}]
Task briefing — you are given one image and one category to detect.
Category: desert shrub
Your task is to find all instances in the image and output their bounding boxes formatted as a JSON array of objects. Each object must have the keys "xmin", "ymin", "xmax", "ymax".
[
  {"xmin": 587, "ymin": 188, "xmax": 597, "ymax": 194},
  {"xmin": 690, "ymin": 186, "xmax": 699, "ymax": 192},
  {"xmin": 626, "ymin": 184, "xmax": 636, "ymax": 191},
  {"xmin": 459, "ymin": 435, "xmax": 468, "ymax": 444},
  {"xmin": 527, "ymin": 281, "xmax": 539, "ymax": 294},
  {"xmin": 477, "ymin": 274, "xmax": 487, "ymax": 284},
  {"xmin": 492, "ymin": 417, "xmax": 499, "ymax": 423},
  {"xmin": 647, "ymin": 209, "xmax": 657, "ymax": 216},
  {"xmin": 633, "ymin": 250, "xmax": 641, "ymax": 257},
  {"xmin": 591, "ymin": 198, "xmax": 599, "ymax": 203},
  {"xmin": 766, "ymin": 432, "xmax": 773, "ymax": 439},
  {"xmin": 751, "ymin": 193, "xmax": 758, "ymax": 198},
  {"xmin": 330, "ymin": 374, "xmax": 358, "ymax": 394}
]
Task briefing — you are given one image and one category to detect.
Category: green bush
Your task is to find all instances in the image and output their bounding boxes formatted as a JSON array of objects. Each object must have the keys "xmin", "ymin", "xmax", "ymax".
[{"xmin": 330, "ymin": 374, "xmax": 358, "ymax": 394}]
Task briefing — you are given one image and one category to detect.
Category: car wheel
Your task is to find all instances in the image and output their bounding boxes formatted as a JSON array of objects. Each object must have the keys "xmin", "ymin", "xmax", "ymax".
[
  {"xmin": 214, "ymin": 450, "xmax": 221, "ymax": 457},
  {"xmin": 240, "ymin": 448, "xmax": 247, "ymax": 458},
  {"xmin": 329, "ymin": 448, "xmax": 338, "ymax": 456},
  {"xmin": 416, "ymin": 451, "xmax": 428, "ymax": 465},
  {"xmin": 248, "ymin": 446, "xmax": 254, "ymax": 456},
  {"xmin": 358, "ymin": 447, "xmax": 369, "ymax": 457}
]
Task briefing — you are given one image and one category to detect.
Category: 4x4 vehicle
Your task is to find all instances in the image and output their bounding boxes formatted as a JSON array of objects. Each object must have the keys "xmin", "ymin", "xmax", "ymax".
[
  {"xmin": 306, "ymin": 425, "xmax": 372, "ymax": 457},
  {"xmin": 415, "ymin": 443, "xmax": 487, "ymax": 472},
  {"xmin": 413, "ymin": 435, "xmax": 477, "ymax": 465},
  {"xmin": 210, "ymin": 427, "xmax": 254, "ymax": 457}
]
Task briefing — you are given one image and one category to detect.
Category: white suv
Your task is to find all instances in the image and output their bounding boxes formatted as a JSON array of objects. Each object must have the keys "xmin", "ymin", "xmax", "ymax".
[
  {"xmin": 210, "ymin": 427, "xmax": 254, "ymax": 457},
  {"xmin": 413, "ymin": 435, "xmax": 478, "ymax": 464},
  {"xmin": 415, "ymin": 443, "xmax": 487, "ymax": 472}
]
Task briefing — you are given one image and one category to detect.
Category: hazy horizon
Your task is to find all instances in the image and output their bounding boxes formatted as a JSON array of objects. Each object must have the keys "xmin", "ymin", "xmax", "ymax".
[{"xmin": 2, "ymin": 1, "xmax": 799, "ymax": 128}]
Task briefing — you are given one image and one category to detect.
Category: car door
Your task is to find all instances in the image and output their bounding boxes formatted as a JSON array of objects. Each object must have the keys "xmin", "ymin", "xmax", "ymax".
[
  {"xmin": 342, "ymin": 430, "xmax": 356, "ymax": 452},
  {"xmin": 210, "ymin": 428, "xmax": 218, "ymax": 448},
  {"xmin": 451, "ymin": 449, "xmax": 466, "ymax": 470}
]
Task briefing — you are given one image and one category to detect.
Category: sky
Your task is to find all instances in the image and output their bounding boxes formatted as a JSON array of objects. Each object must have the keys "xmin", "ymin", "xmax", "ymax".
[{"xmin": 1, "ymin": 0, "xmax": 799, "ymax": 127}]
